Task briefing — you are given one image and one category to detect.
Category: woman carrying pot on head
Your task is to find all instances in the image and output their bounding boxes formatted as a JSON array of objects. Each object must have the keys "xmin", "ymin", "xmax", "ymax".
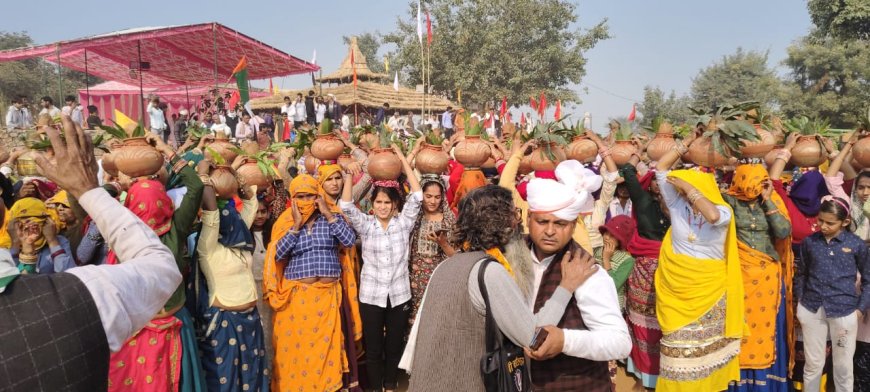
[
  {"xmin": 264, "ymin": 173, "xmax": 357, "ymax": 392},
  {"xmin": 652, "ymin": 136, "xmax": 745, "ymax": 392},
  {"xmin": 722, "ymin": 163, "xmax": 793, "ymax": 392},
  {"xmin": 406, "ymin": 174, "xmax": 457, "ymax": 326},
  {"xmin": 104, "ymin": 133, "xmax": 207, "ymax": 392},
  {"xmin": 8, "ymin": 197, "xmax": 74, "ymax": 274},
  {"xmin": 340, "ymin": 144, "xmax": 422, "ymax": 392},
  {"xmin": 196, "ymin": 168, "xmax": 267, "ymax": 392}
]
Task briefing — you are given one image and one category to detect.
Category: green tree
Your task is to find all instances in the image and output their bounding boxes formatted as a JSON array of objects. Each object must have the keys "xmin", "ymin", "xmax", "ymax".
[
  {"xmin": 689, "ymin": 48, "xmax": 782, "ymax": 111},
  {"xmin": 780, "ymin": 36, "xmax": 870, "ymax": 127},
  {"xmin": 808, "ymin": 0, "xmax": 870, "ymax": 40},
  {"xmin": 380, "ymin": 0, "xmax": 608, "ymax": 106},
  {"xmin": 342, "ymin": 32, "xmax": 386, "ymax": 74},
  {"xmin": 638, "ymin": 86, "xmax": 693, "ymax": 127}
]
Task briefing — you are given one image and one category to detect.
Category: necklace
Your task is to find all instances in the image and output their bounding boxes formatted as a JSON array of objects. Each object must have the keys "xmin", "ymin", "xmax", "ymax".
[{"xmin": 686, "ymin": 207, "xmax": 706, "ymax": 243}]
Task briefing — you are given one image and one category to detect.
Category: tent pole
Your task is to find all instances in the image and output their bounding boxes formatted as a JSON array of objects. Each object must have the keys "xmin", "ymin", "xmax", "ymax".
[
  {"xmin": 84, "ymin": 49, "xmax": 91, "ymax": 106},
  {"xmin": 55, "ymin": 44, "xmax": 62, "ymax": 106},
  {"xmin": 212, "ymin": 23, "xmax": 219, "ymax": 96},
  {"xmin": 138, "ymin": 40, "xmax": 145, "ymax": 123},
  {"xmin": 185, "ymin": 84, "xmax": 191, "ymax": 111}
]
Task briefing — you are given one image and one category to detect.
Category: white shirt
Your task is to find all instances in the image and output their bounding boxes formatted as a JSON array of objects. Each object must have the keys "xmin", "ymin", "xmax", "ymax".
[
  {"xmin": 529, "ymin": 250, "xmax": 632, "ymax": 361},
  {"xmin": 280, "ymin": 103, "xmax": 290, "ymax": 115},
  {"xmin": 69, "ymin": 105, "xmax": 84, "ymax": 125},
  {"xmin": 340, "ymin": 191, "xmax": 423, "ymax": 307},
  {"xmin": 5, "ymin": 106, "xmax": 22, "ymax": 130},
  {"xmin": 39, "ymin": 106, "xmax": 61, "ymax": 118},
  {"xmin": 608, "ymin": 199, "xmax": 632, "ymax": 220},
  {"xmin": 235, "ymin": 121, "xmax": 255, "ymax": 140},
  {"xmin": 20, "ymin": 107, "xmax": 32, "ymax": 127},
  {"xmin": 315, "ymin": 103, "xmax": 326, "ymax": 123},
  {"xmin": 387, "ymin": 115, "xmax": 402, "ymax": 130},
  {"xmin": 341, "ymin": 115, "xmax": 351, "ymax": 131},
  {"xmin": 210, "ymin": 123, "xmax": 232, "ymax": 138},
  {"xmin": 146, "ymin": 103, "xmax": 166, "ymax": 130},
  {"xmin": 656, "ymin": 170, "xmax": 731, "ymax": 259},
  {"xmin": 586, "ymin": 170, "xmax": 619, "ymax": 249},
  {"xmin": 66, "ymin": 188, "xmax": 181, "ymax": 352},
  {"xmin": 293, "ymin": 101, "xmax": 306, "ymax": 122}
]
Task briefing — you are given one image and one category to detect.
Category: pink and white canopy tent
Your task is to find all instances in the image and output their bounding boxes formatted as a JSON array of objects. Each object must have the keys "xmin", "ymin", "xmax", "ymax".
[
  {"xmin": 0, "ymin": 22, "xmax": 318, "ymax": 87},
  {"xmin": 78, "ymin": 81, "xmax": 270, "ymax": 124}
]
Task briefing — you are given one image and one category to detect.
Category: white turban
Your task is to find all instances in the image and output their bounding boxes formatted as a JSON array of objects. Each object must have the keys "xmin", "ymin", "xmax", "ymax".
[
  {"xmin": 527, "ymin": 178, "xmax": 585, "ymax": 221},
  {"xmin": 554, "ymin": 160, "xmax": 602, "ymax": 214}
]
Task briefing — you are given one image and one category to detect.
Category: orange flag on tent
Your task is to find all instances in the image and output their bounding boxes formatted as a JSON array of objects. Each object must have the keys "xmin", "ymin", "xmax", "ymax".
[
  {"xmin": 554, "ymin": 100, "xmax": 562, "ymax": 119},
  {"xmin": 538, "ymin": 92, "xmax": 547, "ymax": 118}
]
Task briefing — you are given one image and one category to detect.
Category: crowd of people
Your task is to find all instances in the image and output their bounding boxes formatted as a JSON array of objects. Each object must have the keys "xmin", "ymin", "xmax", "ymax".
[{"xmin": 0, "ymin": 95, "xmax": 868, "ymax": 392}]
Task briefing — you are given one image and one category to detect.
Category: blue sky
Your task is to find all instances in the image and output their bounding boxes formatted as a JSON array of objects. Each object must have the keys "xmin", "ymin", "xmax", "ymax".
[{"xmin": 4, "ymin": 0, "xmax": 812, "ymax": 130}]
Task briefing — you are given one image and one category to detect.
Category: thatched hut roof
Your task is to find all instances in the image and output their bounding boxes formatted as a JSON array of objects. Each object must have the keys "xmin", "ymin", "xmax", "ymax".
[
  {"xmin": 252, "ymin": 81, "xmax": 455, "ymax": 113},
  {"xmin": 317, "ymin": 37, "xmax": 389, "ymax": 84}
]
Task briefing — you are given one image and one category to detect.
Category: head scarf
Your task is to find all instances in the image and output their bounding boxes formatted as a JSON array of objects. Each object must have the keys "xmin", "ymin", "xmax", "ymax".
[
  {"xmin": 410, "ymin": 174, "xmax": 457, "ymax": 260},
  {"xmin": 554, "ymin": 160, "xmax": 602, "ymax": 214},
  {"xmin": 727, "ymin": 164, "xmax": 769, "ymax": 201},
  {"xmin": 10, "ymin": 197, "xmax": 51, "ymax": 251},
  {"xmin": 516, "ymin": 170, "xmax": 557, "ymax": 201},
  {"xmin": 45, "ymin": 190, "xmax": 70, "ymax": 208},
  {"xmin": 289, "ymin": 174, "xmax": 319, "ymax": 224},
  {"xmin": 14, "ymin": 178, "xmax": 58, "ymax": 201},
  {"xmin": 124, "ymin": 179, "xmax": 173, "ymax": 236},
  {"xmin": 527, "ymin": 178, "xmax": 585, "ymax": 221},
  {"xmin": 638, "ymin": 170, "xmax": 656, "ymax": 192},
  {"xmin": 45, "ymin": 190, "xmax": 71, "ymax": 230},
  {"xmin": 317, "ymin": 164, "xmax": 343, "ymax": 213},
  {"xmin": 789, "ymin": 170, "xmax": 828, "ymax": 217},
  {"xmin": 218, "ymin": 198, "xmax": 254, "ymax": 251},
  {"xmin": 449, "ymin": 169, "xmax": 487, "ymax": 212}
]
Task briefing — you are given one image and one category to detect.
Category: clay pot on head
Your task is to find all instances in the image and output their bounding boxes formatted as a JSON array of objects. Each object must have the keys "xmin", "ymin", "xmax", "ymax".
[
  {"xmin": 113, "ymin": 137, "xmax": 165, "ymax": 178},
  {"xmin": 610, "ymin": 141, "xmax": 638, "ymax": 166},
  {"xmin": 566, "ymin": 136, "xmax": 598, "ymax": 163},
  {"xmin": 684, "ymin": 137, "xmax": 729, "ymax": 168},
  {"xmin": 789, "ymin": 135, "xmax": 826, "ymax": 167},
  {"xmin": 311, "ymin": 134, "xmax": 345, "ymax": 161},
  {"xmin": 529, "ymin": 143, "xmax": 567, "ymax": 171},
  {"xmin": 207, "ymin": 138, "xmax": 238, "ymax": 164},
  {"xmin": 367, "ymin": 148, "xmax": 403, "ymax": 180},
  {"xmin": 209, "ymin": 165, "xmax": 239, "ymax": 199},
  {"xmin": 454, "ymin": 135, "xmax": 491, "ymax": 168},
  {"xmin": 237, "ymin": 158, "xmax": 271, "ymax": 190},
  {"xmin": 304, "ymin": 155, "xmax": 321, "ymax": 174},
  {"xmin": 101, "ymin": 152, "xmax": 119, "ymax": 177},
  {"xmin": 646, "ymin": 133, "xmax": 676, "ymax": 162},
  {"xmin": 851, "ymin": 135, "xmax": 870, "ymax": 168},
  {"xmin": 338, "ymin": 153, "xmax": 355, "ymax": 168},
  {"xmin": 739, "ymin": 126, "xmax": 776, "ymax": 159},
  {"xmin": 518, "ymin": 153, "xmax": 533, "ymax": 175},
  {"xmin": 240, "ymin": 140, "xmax": 259, "ymax": 156},
  {"xmin": 415, "ymin": 144, "xmax": 449, "ymax": 174}
]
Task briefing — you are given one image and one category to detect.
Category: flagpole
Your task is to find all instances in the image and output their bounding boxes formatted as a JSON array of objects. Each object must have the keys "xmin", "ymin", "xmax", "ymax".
[
  {"xmin": 426, "ymin": 44, "xmax": 432, "ymax": 117},
  {"xmin": 420, "ymin": 42, "xmax": 425, "ymax": 117}
]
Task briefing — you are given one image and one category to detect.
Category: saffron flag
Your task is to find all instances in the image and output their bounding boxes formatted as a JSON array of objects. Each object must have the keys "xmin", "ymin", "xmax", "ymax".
[
  {"xmin": 538, "ymin": 92, "xmax": 547, "ymax": 118},
  {"xmin": 394, "ymin": 72, "xmax": 400, "ymax": 92},
  {"xmin": 530, "ymin": 97, "xmax": 538, "ymax": 112},
  {"xmin": 231, "ymin": 56, "xmax": 249, "ymax": 104},
  {"xmin": 113, "ymin": 109, "xmax": 138, "ymax": 134},
  {"xmin": 426, "ymin": 10, "xmax": 433, "ymax": 45},
  {"xmin": 628, "ymin": 103, "xmax": 637, "ymax": 122},
  {"xmin": 351, "ymin": 50, "xmax": 357, "ymax": 88},
  {"xmin": 500, "ymin": 96, "xmax": 507, "ymax": 119},
  {"xmin": 417, "ymin": 0, "xmax": 423, "ymax": 45},
  {"xmin": 554, "ymin": 100, "xmax": 562, "ymax": 120}
]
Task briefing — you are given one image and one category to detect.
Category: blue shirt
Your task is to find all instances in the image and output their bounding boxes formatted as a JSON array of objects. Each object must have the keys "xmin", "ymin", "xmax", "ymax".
[
  {"xmin": 441, "ymin": 111, "xmax": 453, "ymax": 129},
  {"xmin": 796, "ymin": 230, "xmax": 870, "ymax": 318},
  {"xmin": 13, "ymin": 236, "xmax": 75, "ymax": 275},
  {"xmin": 274, "ymin": 215, "xmax": 356, "ymax": 280}
]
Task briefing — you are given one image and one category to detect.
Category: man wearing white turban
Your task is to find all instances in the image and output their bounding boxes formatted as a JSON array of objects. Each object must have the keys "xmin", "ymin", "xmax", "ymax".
[{"xmin": 524, "ymin": 175, "xmax": 631, "ymax": 391}]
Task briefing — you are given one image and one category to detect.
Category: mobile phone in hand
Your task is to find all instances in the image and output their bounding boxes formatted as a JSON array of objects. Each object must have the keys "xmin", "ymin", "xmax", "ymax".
[{"xmin": 529, "ymin": 327, "xmax": 549, "ymax": 351}]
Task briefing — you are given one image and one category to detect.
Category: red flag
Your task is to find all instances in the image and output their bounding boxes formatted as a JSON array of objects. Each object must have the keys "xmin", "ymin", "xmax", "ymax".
[
  {"xmin": 351, "ymin": 50, "xmax": 357, "ymax": 88},
  {"xmin": 499, "ymin": 97, "xmax": 507, "ymax": 119},
  {"xmin": 628, "ymin": 103, "xmax": 637, "ymax": 122},
  {"xmin": 520, "ymin": 113, "xmax": 527, "ymax": 125},
  {"xmin": 530, "ymin": 97, "xmax": 538, "ymax": 112},
  {"xmin": 538, "ymin": 92, "xmax": 547, "ymax": 118},
  {"xmin": 268, "ymin": 78, "xmax": 274, "ymax": 94},
  {"xmin": 228, "ymin": 90, "xmax": 241, "ymax": 110},
  {"xmin": 554, "ymin": 100, "xmax": 562, "ymax": 120},
  {"xmin": 426, "ymin": 11, "xmax": 433, "ymax": 45}
]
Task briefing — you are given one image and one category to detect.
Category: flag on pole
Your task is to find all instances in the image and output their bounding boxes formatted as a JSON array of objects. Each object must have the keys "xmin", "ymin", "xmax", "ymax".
[
  {"xmin": 231, "ymin": 56, "xmax": 249, "ymax": 104},
  {"xmin": 426, "ymin": 10, "xmax": 433, "ymax": 46},
  {"xmin": 393, "ymin": 72, "xmax": 400, "ymax": 92},
  {"xmin": 311, "ymin": 50, "xmax": 317, "ymax": 65},
  {"xmin": 627, "ymin": 103, "xmax": 637, "ymax": 122},
  {"xmin": 500, "ymin": 97, "xmax": 507, "ymax": 119},
  {"xmin": 113, "ymin": 109, "xmax": 138, "ymax": 134},
  {"xmin": 269, "ymin": 79, "xmax": 274, "ymax": 96},
  {"xmin": 537, "ymin": 92, "xmax": 547, "ymax": 118},
  {"xmin": 351, "ymin": 50, "xmax": 357, "ymax": 88},
  {"xmin": 416, "ymin": 0, "xmax": 423, "ymax": 45},
  {"xmin": 228, "ymin": 90, "xmax": 240, "ymax": 111},
  {"xmin": 384, "ymin": 56, "xmax": 390, "ymax": 73},
  {"xmin": 530, "ymin": 97, "xmax": 538, "ymax": 112},
  {"xmin": 554, "ymin": 100, "xmax": 562, "ymax": 120},
  {"xmin": 520, "ymin": 113, "xmax": 527, "ymax": 126}
]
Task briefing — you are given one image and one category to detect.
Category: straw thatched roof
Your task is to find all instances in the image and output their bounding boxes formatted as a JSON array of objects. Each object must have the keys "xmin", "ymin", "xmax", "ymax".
[
  {"xmin": 317, "ymin": 37, "xmax": 389, "ymax": 84},
  {"xmin": 251, "ymin": 81, "xmax": 455, "ymax": 112}
]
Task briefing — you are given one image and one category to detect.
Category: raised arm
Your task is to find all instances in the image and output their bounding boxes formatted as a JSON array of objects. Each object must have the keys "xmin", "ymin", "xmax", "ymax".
[
  {"xmin": 769, "ymin": 133, "xmax": 799, "ymax": 181},
  {"xmin": 394, "ymin": 144, "xmax": 421, "ymax": 192}
]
